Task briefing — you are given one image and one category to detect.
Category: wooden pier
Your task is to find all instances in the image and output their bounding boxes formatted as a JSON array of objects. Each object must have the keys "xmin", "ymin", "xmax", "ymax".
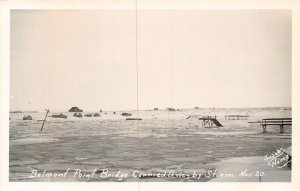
[
  {"xmin": 199, "ymin": 116, "xmax": 223, "ymax": 128},
  {"xmin": 225, "ymin": 115, "xmax": 250, "ymax": 120},
  {"xmin": 186, "ymin": 115, "xmax": 223, "ymax": 128},
  {"xmin": 261, "ymin": 118, "xmax": 292, "ymax": 133}
]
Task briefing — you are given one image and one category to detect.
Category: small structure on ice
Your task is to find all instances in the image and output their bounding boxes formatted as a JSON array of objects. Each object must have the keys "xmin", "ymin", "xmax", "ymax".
[
  {"xmin": 73, "ymin": 113, "xmax": 83, "ymax": 118},
  {"xmin": 50, "ymin": 113, "xmax": 67, "ymax": 119},
  {"xmin": 122, "ymin": 113, "xmax": 132, "ymax": 116},
  {"xmin": 23, "ymin": 115, "xmax": 32, "ymax": 120},
  {"xmin": 126, "ymin": 118, "xmax": 142, "ymax": 120},
  {"xmin": 84, "ymin": 114, "xmax": 93, "ymax": 117},
  {"xmin": 68, "ymin": 107, "xmax": 83, "ymax": 112},
  {"xmin": 167, "ymin": 108, "xmax": 176, "ymax": 111},
  {"xmin": 94, "ymin": 113, "xmax": 100, "ymax": 117}
]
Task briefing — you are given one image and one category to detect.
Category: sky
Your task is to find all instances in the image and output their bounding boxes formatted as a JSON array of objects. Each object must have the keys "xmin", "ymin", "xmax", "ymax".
[{"xmin": 10, "ymin": 10, "xmax": 291, "ymax": 112}]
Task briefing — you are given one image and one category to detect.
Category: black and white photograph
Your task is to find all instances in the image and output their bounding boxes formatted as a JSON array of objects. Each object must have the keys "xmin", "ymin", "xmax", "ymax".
[{"xmin": 1, "ymin": 0, "xmax": 300, "ymax": 190}]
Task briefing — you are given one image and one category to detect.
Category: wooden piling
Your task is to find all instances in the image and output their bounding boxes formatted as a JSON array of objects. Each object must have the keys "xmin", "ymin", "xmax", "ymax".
[{"xmin": 40, "ymin": 109, "xmax": 50, "ymax": 131}]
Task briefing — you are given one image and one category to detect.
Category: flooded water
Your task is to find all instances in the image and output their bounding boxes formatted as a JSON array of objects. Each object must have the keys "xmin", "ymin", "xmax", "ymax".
[{"xmin": 9, "ymin": 107, "xmax": 292, "ymax": 182}]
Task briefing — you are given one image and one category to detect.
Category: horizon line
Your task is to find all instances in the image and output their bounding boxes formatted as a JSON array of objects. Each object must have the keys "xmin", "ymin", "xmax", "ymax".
[{"xmin": 9, "ymin": 106, "xmax": 292, "ymax": 113}]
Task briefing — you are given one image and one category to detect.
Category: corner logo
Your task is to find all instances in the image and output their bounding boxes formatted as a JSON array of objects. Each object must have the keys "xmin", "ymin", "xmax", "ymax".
[{"xmin": 264, "ymin": 148, "xmax": 291, "ymax": 169}]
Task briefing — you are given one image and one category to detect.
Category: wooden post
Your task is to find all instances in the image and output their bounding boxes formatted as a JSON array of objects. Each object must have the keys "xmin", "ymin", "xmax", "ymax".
[
  {"xmin": 262, "ymin": 120, "xmax": 266, "ymax": 133},
  {"xmin": 280, "ymin": 124, "xmax": 284, "ymax": 134},
  {"xmin": 41, "ymin": 109, "xmax": 50, "ymax": 131},
  {"xmin": 279, "ymin": 125, "xmax": 282, "ymax": 133}
]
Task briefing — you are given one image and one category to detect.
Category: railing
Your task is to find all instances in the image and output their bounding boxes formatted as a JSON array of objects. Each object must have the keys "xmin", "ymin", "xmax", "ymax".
[{"xmin": 261, "ymin": 118, "xmax": 292, "ymax": 133}]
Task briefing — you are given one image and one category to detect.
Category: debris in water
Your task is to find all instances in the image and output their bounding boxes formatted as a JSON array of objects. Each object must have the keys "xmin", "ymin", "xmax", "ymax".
[
  {"xmin": 73, "ymin": 113, "xmax": 83, "ymax": 118},
  {"xmin": 122, "ymin": 113, "xmax": 132, "ymax": 116},
  {"xmin": 49, "ymin": 113, "xmax": 67, "ymax": 119},
  {"xmin": 23, "ymin": 115, "xmax": 32, "ymax": 120},
  {"xmin": 94, "ymin": 113, "xmax": 100, "ymax": 117}
]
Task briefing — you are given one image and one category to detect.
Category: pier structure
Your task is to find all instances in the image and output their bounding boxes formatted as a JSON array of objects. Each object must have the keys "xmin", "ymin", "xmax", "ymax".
[
  {"xmin": 186, "ymin": 115, "xmax": 223, "ymax": 128},
  {"xmin": 261, "ymin": 118, "xmax": 292, "ymax": 133},
  {"xmin": 199, "ymin": 115, "xmax": 223, "ymax": 128},
  {"xmin": 225, "ymin": 115, "xmax": 250, "ymax": 120}
]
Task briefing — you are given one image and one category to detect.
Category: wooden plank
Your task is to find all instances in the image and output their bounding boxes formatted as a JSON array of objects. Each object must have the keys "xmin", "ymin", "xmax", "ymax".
[
  {"xmin": 262, "ymin": 118, "xmax": 292, "ymax": 120},
  {"xmin": 262, "ymin": 123, "xmax": 292, "ymax": 125},
  {"xmin": 262, "ymin": 120, "xmax": 292, "ymax": 122},
  {"xmin": 262, "ymin": 119, "xmax": 292, "ymax": 122}
]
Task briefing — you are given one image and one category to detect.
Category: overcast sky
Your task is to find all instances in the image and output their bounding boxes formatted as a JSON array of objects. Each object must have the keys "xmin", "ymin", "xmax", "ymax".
[{"xmin": 10, "ymin": 10, "xmax": 291, "ymax": 112}]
